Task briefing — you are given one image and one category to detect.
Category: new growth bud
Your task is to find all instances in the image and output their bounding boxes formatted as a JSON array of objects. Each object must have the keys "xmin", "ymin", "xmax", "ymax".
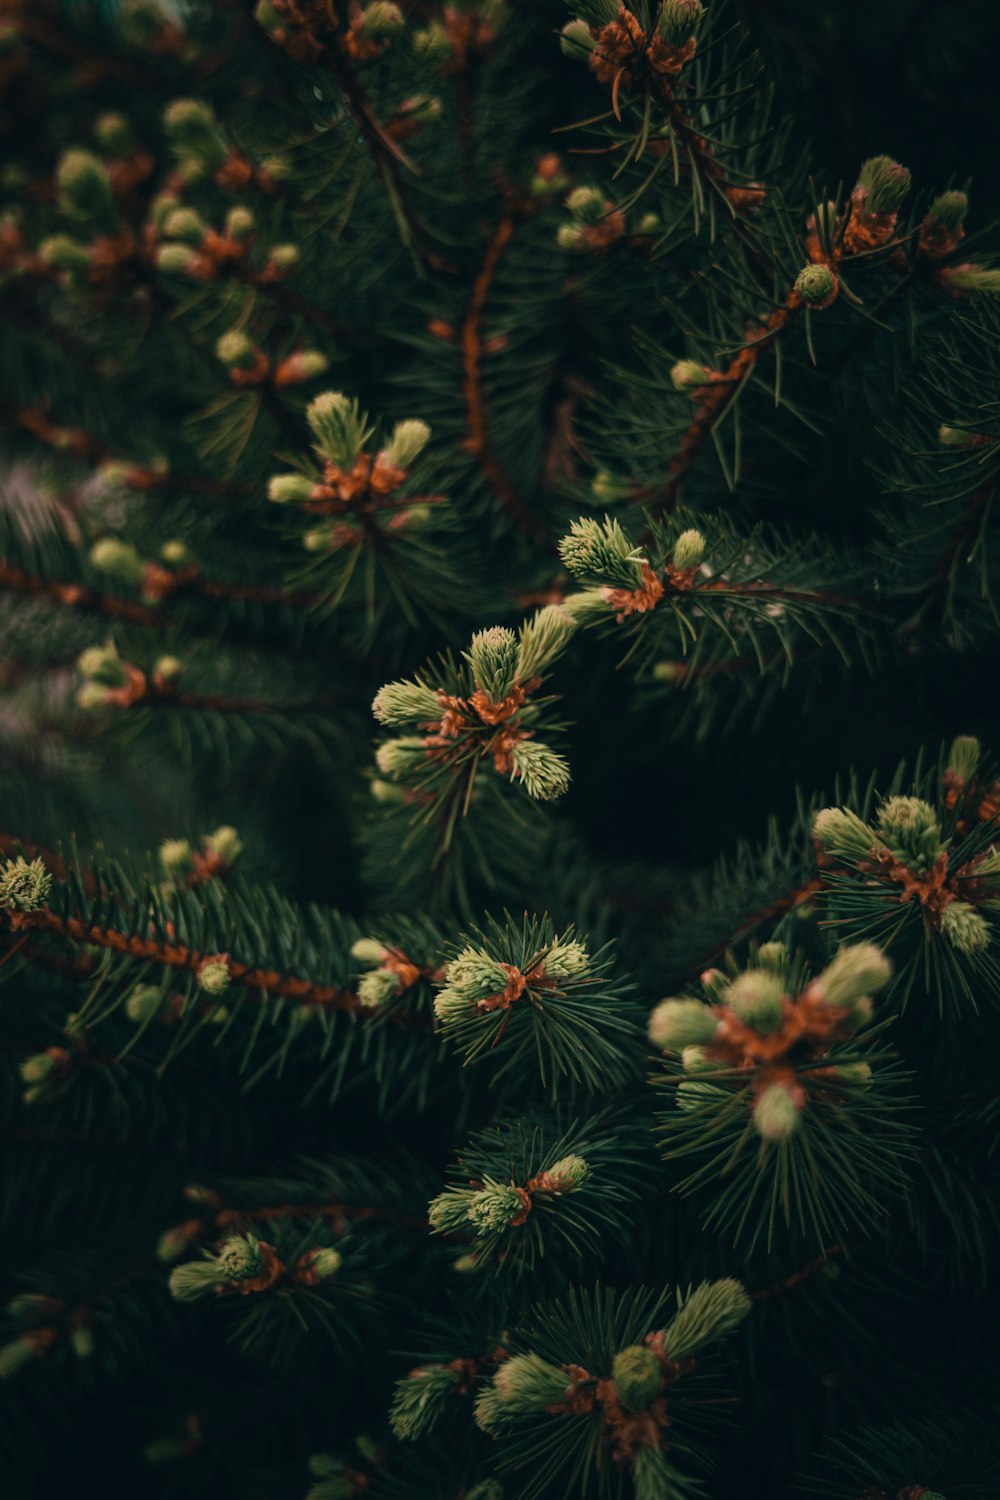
[
  {"xmin": 794, "ymin": 263, "xmax": 838, "ymax": 307},
  {"xmin": 381, "ymin": 419, "xmax": 430, "ymax": 469},
  {"xmin": 306, "ymin": 392, "xmax": 370, "ymax": 467},
  {"xmin": 753, "ymin": 1082, "xmax": 799, "ymax": 1140},
  {"xmin": 0, "ymin": 857, "xmax": 52, "ymax": 913},
  {"xmin": 612, "ymin": 1345, "xmax": 661, "ymax": 1411},
  {"xmin": 648, "ymin": 998, "xmax": 718, "ymax": 1051},
  {"xmin": 671, "ymin": 529, "xmax": 705, "ymax": 570}
]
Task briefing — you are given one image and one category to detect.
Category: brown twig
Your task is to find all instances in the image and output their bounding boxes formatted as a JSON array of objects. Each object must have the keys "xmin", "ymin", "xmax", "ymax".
[
  {"xmin": 461, "ymin": 206, "xmax": 548, "ymax": 541},
  {"xmin": 8, "ymin": 906, "xmax": 367, "ymax": 1014}
]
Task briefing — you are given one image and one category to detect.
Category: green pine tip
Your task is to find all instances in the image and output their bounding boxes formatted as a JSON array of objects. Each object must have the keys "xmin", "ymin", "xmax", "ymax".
[
  {"xmin": 382, "ymin": 418, "xmax": 431, "ymax": 469},
  {"xmin": 724, "ymin": 969, "xmax": 784, "ymax": 1031},
  {"xmin": 649, "ymin": 997, "xmax": 718, "ymax": 1051},
  {"xmin": 812, "ymin": 805, "xmax": 875, "ymax": 862},
  {"xmin": 509, "ymin": 740, "xmax": 571, "ymax": 800},
  {"xmin": 0, "ymin": 856, "xmax": 52, "ymax": 913},
  {"xmin": 204, "ymin": 825, "xmax": 242, "ymax": 863},
  {"xmin": 947, "ymin": 734, "xmax": 981, "ymax": 781},
  {"xmin": 215, "ymin": 329, "xmax": 256, "ymax": 367},
  {"xmin": 927, "ymin": 190, "xmax": 968, "ymax": 230},
  {"xmin": 753, "ymin": 1081, "xmax": 800, "ymax": 1140},
  {"xmin": 565, "ymin": 185, "xmax": 606, "ymax": 224},
  {"xmin": 856, "ymin": 155, "xmax": 911, "ymax": 213},
  {"xmin": 940, "ymin": 900, "xmax": 991, "ymax": 954},
  {"xmin": 197, "ymin": 957, "xmax": 231, "ymax": 995},
  {"xmin": 611, "ymin": 1345, "xmax": 661, "ymax": 1411},
  {"xmin": 658, "ymin": 0, "xmax": 705, "ymax": 46},
  {"xmin": 465, "ymin": 625, "xmax": 519, "ymax": 700},
  {"xmin": 467, "ymin": 1181, "xmax": 524, "ymax": 1233},
  {"xmin": 159, "ymin": 837, "xmax": 193, "ymax": 875},
  {"xmin": 372, "ymin": 679, "xmax": 441, "ymax": 727},
  {"xmin": 306, "ymin": 391, "xmax": 367, "ymax": 466},
  {"xmin": 670, "ymin": 358, "xmax": 711, "ymax": 390},
  {"xmin": 815, "ymin": 943, "xmax": 892, "ymax": 1008},
  {"xmin": 794, "ymin": 262, "xmax": 837, "ymax": 304},
  {"xmin": 561, "ymin": 20, "xmax": 595, "ymax": 57},
  {"xmin": 90, "ymin": 536, "xmax": 146, "ymax": 584},
  {"xmin": 671, "ymin": 528, "xmax": 705, "ymax": 569},
  {"xmin": 359, "ymin": 1, "xmax": 405, "ymax": 39}
]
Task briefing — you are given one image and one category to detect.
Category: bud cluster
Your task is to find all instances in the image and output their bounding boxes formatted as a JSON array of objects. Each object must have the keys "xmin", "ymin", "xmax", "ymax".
[
  {"xmin": 813, "ymin": 744, "xmax": 998, "ymax": 959},
  {"xmin": 372, "ymin": 613, "xmax": 574, "ymax": 803},
  {"xmin": 650, "ymin": 943, "xmax": 891, "ymax": 1141}
]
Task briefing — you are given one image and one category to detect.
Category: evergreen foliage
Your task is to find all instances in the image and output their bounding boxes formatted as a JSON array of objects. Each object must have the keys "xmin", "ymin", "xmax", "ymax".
[{"xmin": 1, "ymin": 2, "xmax": 999, "ymax": 1497}]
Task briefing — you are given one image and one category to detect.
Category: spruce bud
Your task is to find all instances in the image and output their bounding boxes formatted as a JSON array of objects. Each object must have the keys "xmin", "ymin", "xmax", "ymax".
[
  {"xmin": 670, "ymin": 359, "xmax": 711, "ymax": 391},
  {"xmin": 465, "ymin": 626, "xmax": 519, "ymax": 701},
  {"xmin": 163, "ymin": 99, "xmax": 228, "ymax": 174},
  {"xmin": 90, "ymin": 537, "xmax": 146, "ymax": 585},
  {"xmin": 359, "ymin": 2, "xmax": 405, "ymax": 40},
  {"xmin": 664, "ymin": 1278, "xmax": 752, "ymax": 1359},
  {"xmin": 197, "ymin": 956, "xmax": 231, "ymax": 995},
  {"xmin": 154, "ymin": 656, "xmax": 183, "ymax": 683},
  {"xmin": 940, "ymin": 901, "xmax": 991, "ymax": 955},
  {"xmin": 467, "ymin": 1182, "xmax": 524, "ymax": 1233},
  {"xmin": 39, "ymin": 235, "xmax": 91, "ymax": 273},
  {"xmin": 0, "ymin": 857, "xmax": 52, "ymax": 913},
  {"xmin": 947, "ymin": 734, "xmax": 981, "ymax": 783},
  {"xmin": 671, "ymin": 529, "xmax": 705, "ymax": 570},
  {"xmin": 516, "ymin": 605, "xmax": 576, "ymax": 680},
  {"xmin": 162, "ymin": 206, "xmax": 206, "ymax": 243},
  {"xmin": 268, "ymin": 473, "xmax": 316, "ymax": 505},
  {"xmin": 612, "ymin": 1345, "xmax": 661, "ymax": 1411},
  {"xmin": 812, "ymin": 806, "xmax": 875, "ymax": 862},
  {"xmin": 877, "ymin": 795, "xmax": 945, "ymax": 873},
  {"xmin": 215, "ymin": 329, "xmax": 256, "ymax": 368},
  {"xmin": 306, "ymin": 391, "xmax": 368, "ymax": 467},
  {"xmin": 493, "ymin": 1353, "xmax": 568, "ymax": 1411},
  {"xmin": 351, "ymin": 937, "xmax": 388, "ymax": 964},
  {"xmin": 155, "ymin": 243, "xmax": 196, "ymax": 275},
  {"xmin": 752, "ymin": 1082, "xmax": 799, "ymax": 1141},
  {"xmin": 269, "ymin": 243, "xmax": 300, "ymax": 270},
  {"xmin": 565, "ymin": 186, "xmax": 606, "ymax": 225},
  {"xmin": 855, "ymin": 156, "xmax": 911, "ymax": 214},
  {"xmin": 560, "ymin": 20, "xmax": 595, "ymax": 57},
  {"xmin": 372, "ymin": 680, "xmax": 442, "ymax": 727},
  {"xmin": 375, "ymin": 737, "xmax": 429, "ymax": 780},
  {"xmin": 814, "ymin": 943, "xmax": 891, "ymax": 1009},
  {"xmin": 358, "ymin": 968, "xmax": 400, "ymax": 1008},
  {"xmin": 381, "ymin": 419, "xmax": 431, "ymax": 469},
  {"xmin": 508, "ymin": 740, "xmax": 571, "ymax": 800},
  {"xmin": 204, "ymin": 826, "xmax": 242, "ymax": 864},
  {"xmin": 794, "ymin": 263, "xmax": 838, "ymax": 306},
  {"xmin": 78, "ymin": 642, "xmax": 127, "ymax": 686},
  {"xmin": 56, "ymin": 149, "xmax": 115, "ymax": 229},
  {"xmin": 658, "ymin": 0, "xmax": 704, "ymax": 46},
  {"xmin": 724, "ymin": 969, "xmax": 784, "ymax": 1032},
  {"xmin": 125, "ymin": 984, "xmax": 166, "ymax": 1023},
  {"xmin": 225, "ymin": 206, "xmax": 255, "ymax": 242},
  {"xmin": 648, "ymin": 998, "xmax": 719, "ymax": 1051},
  {"xmin": 159, "ymin": 838, "xmax": 193, "ymax": 876}
]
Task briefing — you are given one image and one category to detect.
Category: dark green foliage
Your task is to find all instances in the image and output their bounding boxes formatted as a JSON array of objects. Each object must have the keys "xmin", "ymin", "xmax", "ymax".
[{"xmin": 2, "ymin": 1, "xmax": 1000, "ymax": 1498}]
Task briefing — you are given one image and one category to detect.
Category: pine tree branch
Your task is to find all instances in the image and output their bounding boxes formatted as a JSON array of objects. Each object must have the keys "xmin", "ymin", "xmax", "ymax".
[
  {"xmin": 684, "ymin": 875, "xmax": 823, "ymax": 978},
  {"xmin": 749, "ymin": 1241, "xmax": 844, "ymax": 1301},
  {"xmin": 461, "ymin": 204, "xmax": 548, "ymax": 541},
  {"xmin": 7, "ymin": 906, "xmax": 368, "ymax": 1014},
  {"xmin": 0, "ymin": 561, "xmax": 162, "ymax": 627}
]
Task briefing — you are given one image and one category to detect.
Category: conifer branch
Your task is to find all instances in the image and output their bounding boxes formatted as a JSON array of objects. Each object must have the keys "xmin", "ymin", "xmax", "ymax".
[
  {"xmin": 7, "ymin": 906, "xmax": 368, "ymax": 1014},
  {"xmin": 461, "ymin": 203, "xmax": 548, "ymax": 540}
]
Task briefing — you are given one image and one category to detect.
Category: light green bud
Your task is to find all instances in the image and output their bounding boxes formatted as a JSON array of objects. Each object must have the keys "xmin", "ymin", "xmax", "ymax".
[
  {"xmin": 753, "ymin": 1083, "xmax": 799, "ymax": 1141},
  {"xmin": 648, "ymin": 998, "xmax": 718, "ymax": 1051},
  {"xmin": 671, "ymin": 528, "xmax": 705, "ymax": 570}
]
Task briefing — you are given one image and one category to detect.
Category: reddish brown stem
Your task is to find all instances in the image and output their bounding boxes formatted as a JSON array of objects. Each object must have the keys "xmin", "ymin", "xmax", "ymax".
[
  {"xmin": 750, "ymin": 1242, "xmax": 843, "ymax": 1301},
  {"xmin": 10, "ymin": 906, "xmax": 366, "ymax": 1014},
  {"xmin": 461, "ymin": 208, "xmax": 547, "ymax": 540}
]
